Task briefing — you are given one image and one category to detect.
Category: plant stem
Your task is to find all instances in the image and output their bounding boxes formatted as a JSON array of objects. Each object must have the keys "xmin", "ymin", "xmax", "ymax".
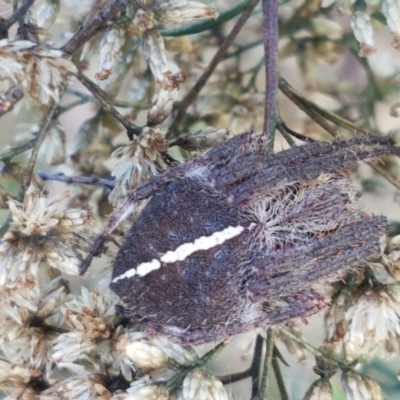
[{"xmin": 261, "ymin": 0, "xmax": 279, "ymax": 152}]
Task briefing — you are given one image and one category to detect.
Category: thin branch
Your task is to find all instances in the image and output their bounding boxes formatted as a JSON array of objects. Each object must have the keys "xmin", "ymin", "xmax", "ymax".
[
  {"xmin": 272, "ymin": 347, "xmax": 289, "ymax": 400},
  {"xmin": 0, "ymin": 0, "xmax": 34, "ymax": 37},
  {"xmin": 75, "ymin": 71, "xmax": 142, "ymax": 139},
  {"xmin": 0, "ymin": 138, "xmax": 36, "ymax": 162},
  {"xmin": 169, "ymin": 0, "xmax": 260, "ymax": 134},
  {"xmin": 278, "ymin": 326, "xmax": 344, "ymax": 370},
  {"xmin": 255, "ymin": 329, "xmax": 275, "ymax": 399},
  {"xmin": 0, "ymin": 165, "xmax": 116, "ymax": 190},
  {"xmin": 61, "ymin": 0, "xmax": 128, "ymax": 55},
  {"xmin": 261, "ymin": 0, "xmax": 279, "ymax": 151},
  {"xmin": 160, "ymin": 1, "xmax": 260, "ymax": 37},
  {"xmin": 219, "ymin": 334, "xmax": 264, "ymax": 396}
]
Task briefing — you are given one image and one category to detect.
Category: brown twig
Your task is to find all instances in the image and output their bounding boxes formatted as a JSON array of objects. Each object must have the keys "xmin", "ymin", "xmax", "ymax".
[
  {"xmin": 169, "ymin": 0, "xmax": 260, "ymax": 134},
  {"xmin": 75, "ymin": 71, "xmax": 142, "ymax": 139},
  {"xmin": 61, "ymin": 0, "xmax": 128, "ymax": 55},
  {"xmin": 0, "ymin": 0, "xmax": 34, "ymax": 37}
]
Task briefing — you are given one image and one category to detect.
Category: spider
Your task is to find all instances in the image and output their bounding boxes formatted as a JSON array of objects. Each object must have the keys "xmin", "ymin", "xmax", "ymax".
[{"xmin": 79, "ymin": 131, "xmax": 400, "ymax": 343}]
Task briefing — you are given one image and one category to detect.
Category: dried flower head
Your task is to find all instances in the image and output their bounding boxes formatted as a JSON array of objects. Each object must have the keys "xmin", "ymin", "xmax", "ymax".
[
  {"xmin": 0, "ymin": 39, "xmax": 76, "ymax": 104},
  {"xmin": 337, "ymin": 284, "xmax": 400, "ymax": 362},
  {"xmin": 109, "ymin": 127, "xmax": 169, "ymax": 203},
  {"xmin": 341, "ymin": 370, "xmax": 383, "ymax": 400},
  {"xmin": 302, "ymin": 378, "xmax": 333, "ymax": 400},
  {"xmin": 52, "ymin": 288, "xmax": 117, "ymax": 363},
  {"xmin": 0, "ymin": 185, "xmax": 95, "ymax": 286},
  {"xmin": 154, "ymin": 1, "xmax": 218, "ymax": 25},
  {"xmin": 96, "ymin": 25, "xmax": 127, "ymax": 81},
  {"xmin": 181, "ymin": 368, "xmax": 228, "ymax": 400}
]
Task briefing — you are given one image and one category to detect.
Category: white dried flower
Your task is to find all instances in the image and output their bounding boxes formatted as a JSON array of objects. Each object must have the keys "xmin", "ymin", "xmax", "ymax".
[
  {"xmin": 24, "ymin": 46, "xmax": 77, "ymax": 104},
  {"xmin": 0, "ymin": 39, "xmax": 77, "ymax": 104},
  {"xmin": 0, "ymin": 357, "xmax": 36, "ymax": 400},
  {"xmin": 37, "ymin": 120, "xmax": 66, "ymax": 165},
  {"xmin": 62, "ymin": 287, "xmax": 117, "ymax": 338},
  {"xmin": 0, "ymin": 39, "xmax": 34, "ymax": 83},
  {"xmin": 96, "ymin": 25, "xmax": 127, "ymax": 81},
  {"xmin": 0, "ymin": 185, "xmax": 95, "ymax": 284},
  {"xmin": 182, "ymin": 368, "xmax": 228, "ymax": 400},
  {"xmin": 40, "ymin": 372, "xmax": 111, "ymax": 399},
  {"xmin": 142, "ymin": 30, "xmax": 185, "ymax": 124},
  {"xmin": 142, "ymin": 30, "xmax": 169, "ymax": 83},
  {"xmin": 382, "ymin": 0, "xmax": 400, "ymax": 48},
  {"xmin": 342, "ymin": 370, "xmax": 383, "ymax": 400},
  {"xmin": 37, "ymin": 0, "xmax": 60, "ymax": 29},
  {"xmin": 148, "ymin": 85, "xmax": 180, "ymax": 126},
  {"xmin": 154, "ymin": 1, "xmax": 218, "ymax": 25},
  {"xmin": 302, "ymin": 378, "xmax": 333, "ymax": 400},
  {"xmin": 52, "ymin": 288, "xmax": 117, "ymax": 363},
  {"xmin": 150, "ymin": 336, "xmax": 197, "ymax": 366},
  {"xmin": 350, "ymin": 11, "xmax": 376, "ymax": 56},
  {"xmin": 343, "ymin": 285, "xmax": 400, "ymax": 362},
  {"xmin": 129, "ymin": 9, "xmax": 155, "ymax": 36},
  {"xmin": 121, "ymin": 378, "xmax": 169, "ymax": 400},
  {"xmin": 124, "ymin": 340, "xmax": 168, "ymax": 370},
  {"xmin": 109, "ymin": 127, "xmax": 169, "ymax": 203}
]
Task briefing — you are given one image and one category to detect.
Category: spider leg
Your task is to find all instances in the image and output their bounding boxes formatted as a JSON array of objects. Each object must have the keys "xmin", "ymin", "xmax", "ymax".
[
  {"xmin": 245, "ymin": 216, "xmax": 386, "ymax": 302},
  {"xmin": 212, "ymin": 136, "xmax": 400, "ymax": 202}
]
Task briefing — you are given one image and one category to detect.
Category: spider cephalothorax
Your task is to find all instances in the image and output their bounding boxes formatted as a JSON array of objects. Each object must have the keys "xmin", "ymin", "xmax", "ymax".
[{"xmin": 80, "ymin": 131, "xmax": 400, "ymax": 343}]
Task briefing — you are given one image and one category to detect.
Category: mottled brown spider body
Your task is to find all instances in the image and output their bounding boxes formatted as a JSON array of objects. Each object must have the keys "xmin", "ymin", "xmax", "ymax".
[{"xmin": 81, "ymin": 132, "xmax": 399, "ymax": 343}]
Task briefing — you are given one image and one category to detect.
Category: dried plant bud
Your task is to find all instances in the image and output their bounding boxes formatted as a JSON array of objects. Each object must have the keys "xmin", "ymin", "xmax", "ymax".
[
  {"xmin": 324, "ymin": 286, "xmax": 352, "ymax": 345},
  {"xmin": 147, "ymin": 85, "xmax": 179, "ymax": 126},
  {"xmin": 350, "ymin": 11, "xmax": 376, "ymax": 57},
  {"xmin": 342, "ymin": 370, "xmax": 383, "ymax": 400},
  {"xmin": 109, "ymin": 127, "xmax": 169, "ymax": 203},
  {"xmin": 95, "ymin": 25, "xmax": 127, "ymax": 81},
  {"xmin": 142, "ymin": 30, "xmax": 169, "ymax": 83},
  {"xmin": 150, "ymin": 336, "xmax": 197, "ymax": 365},
  {"xmin": 124, "ymin": 340, "xmax": 168, "ymax": 370},
  {"xmin": 36, "ymin": 120, "xmax": 66, "ymax": 165},
  {"xmin": 172, "ymin": 127, "xmax": 228, "ymax": 152},
  {"xmin": 25, "ymin": 46, "xmax": 77, "ymax": 104},
  {"xmin": 182, "ymin": 368, "xmax": 228, "ymax": 400},
  {"xmin": 129, "ymin": 9, "xmax": 155, "ymax": 36},
  {"xmin": 154, "ymin": 1, "xmax": 218, "ymax": 24},
  {"xmin": 37, "ymin": 0, "xmax": 60, "ymax": 29},
  {"xmin": 124, "ymin": 379, "xmax": 169, "ymax": 400},
  {"xmin": 382, "ymin": 0, "xmax": 400, "ymax": 49},
  {"xmin": 343, "ymin": 285, "xmax": 400, "ymax": 362},
  {"xmin": 302, "ymin": 378, "xmax": 333, "ymax": 400}
]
